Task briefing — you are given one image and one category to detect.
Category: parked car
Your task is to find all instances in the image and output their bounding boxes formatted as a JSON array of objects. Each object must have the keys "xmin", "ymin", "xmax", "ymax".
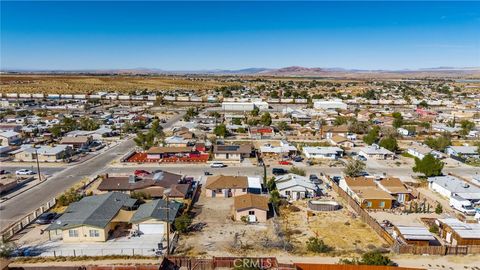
[
  {"xmin": 15, "ymin": 169, "xmax": 35, "ymax": 175},
  {"xmin": 357, "ymin": 155, "xmax": 367, "ymax": 161},
  {"xmin": 309, "ymin": 174, "xmax": 321, "ymax": 184},
  {"xmin": 278, "ymin": 161, "xmax": 292, "ymax": 165},
  {"xmin": 292, "ymin": 156, "xmax": 304, "ymax": 162},
  {"xmin": 35, "ymin": 212, "xmax": 59, "ymax": 224},
  {"xmin": 210, "ymin": 162, "xmax": 226, "ymax": 168},
  {"xmin": 134, "ymin": 170, "xmax": 151, "ymax": 177},
  {"xmin": 0, "ymin": 170, "xmax": 10, "ymax": 175},
  {"xmin": 204, "ymin": 171, "xmax": 212, "ymax": 175},
  {"xmin": 272, "ymin": 168, "xmax": 288, "ymax": 175}
]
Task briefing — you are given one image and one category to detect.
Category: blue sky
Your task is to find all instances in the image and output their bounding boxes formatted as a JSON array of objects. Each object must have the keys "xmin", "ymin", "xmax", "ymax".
[{"xmin": 1, "ymin": 1, "xmax": 479, "ymax": 70}]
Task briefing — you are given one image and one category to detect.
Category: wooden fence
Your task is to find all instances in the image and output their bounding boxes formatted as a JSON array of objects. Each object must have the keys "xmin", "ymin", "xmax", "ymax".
[
  {"xmin": 162, "ymin": 256, "xmax": 279, "ymax": 270},
  {"xmin": 393, "ymin": 243, "xmax": 480, "ymax": 255}
]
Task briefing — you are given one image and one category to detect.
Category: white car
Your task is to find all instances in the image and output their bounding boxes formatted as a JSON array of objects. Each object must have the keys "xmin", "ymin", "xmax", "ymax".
[
  {"xmin": 210, "ymin": 162, "xmax": 226, "ymax": 168},
  {"xmin": 15, "ymin": 169, "xmax": 35, "ymax": 175}
]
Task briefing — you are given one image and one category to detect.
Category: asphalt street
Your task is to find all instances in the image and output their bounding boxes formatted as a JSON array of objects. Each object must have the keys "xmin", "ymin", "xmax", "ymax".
[{"xmin": 0, "ymin": 112, "xmax": 184, "ymax": 230}]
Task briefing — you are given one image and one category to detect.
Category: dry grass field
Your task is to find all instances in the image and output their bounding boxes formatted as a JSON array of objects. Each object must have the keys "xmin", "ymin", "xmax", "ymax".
[{"xmin": 0, "ymin": 75, "xmax": 236, "ymax": 94}]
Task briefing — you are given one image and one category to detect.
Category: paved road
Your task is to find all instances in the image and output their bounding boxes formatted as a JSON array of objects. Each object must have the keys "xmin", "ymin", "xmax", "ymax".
[{"xmin": 0, "ymin": 112, "xmax": 184, "ymax": 230}]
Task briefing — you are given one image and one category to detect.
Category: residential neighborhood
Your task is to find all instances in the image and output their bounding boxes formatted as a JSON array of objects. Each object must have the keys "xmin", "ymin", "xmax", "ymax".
[{"xmin": 1, "ymin": 1, "xmax": 480, "ymax": 269}]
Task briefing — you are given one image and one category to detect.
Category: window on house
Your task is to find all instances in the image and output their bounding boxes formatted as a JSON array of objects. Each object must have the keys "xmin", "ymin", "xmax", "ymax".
[
  {"xmin": 89, "ymin": 229, "xmax": 100, "ymax": 237},
  {"xmin": 366, "ymin": 201, "xmax": 372, "ymax": 208},
  {"xmin": 248, "ymin": 210, "xmax": 255, "ymax": 215},
  {"xmin": 285, "ymin": 191, "xmax": 291, "ymax": 196},
  {"xmin": 68, "ymin": 229, "xmax": 79, "ymax": 237},
  {"xmin": 379, "ymin": 201, "xmax": 385, "ymax": 208}
]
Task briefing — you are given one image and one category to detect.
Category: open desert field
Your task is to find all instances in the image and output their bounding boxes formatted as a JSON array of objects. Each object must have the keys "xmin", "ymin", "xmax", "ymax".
[{"xmin": 0, "ymin": 74, "xmax": 236, "ymax": 94}]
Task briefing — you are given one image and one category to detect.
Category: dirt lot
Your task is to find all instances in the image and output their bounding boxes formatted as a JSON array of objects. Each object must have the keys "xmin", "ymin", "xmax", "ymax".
[
  {"xmin": 281, "ymin": 199, "xmax": 387, "ymax": 255},
  {"xmin": 176, "ymin": 190, "xmax": 278, "ymax": 257},
  {"xmin": 176, "ymin": 187, "xmax": 386, "ymax": 258}
]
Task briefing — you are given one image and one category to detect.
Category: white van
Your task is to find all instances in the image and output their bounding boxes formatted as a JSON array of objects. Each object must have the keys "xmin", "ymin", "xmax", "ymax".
[{"xmin": 450, "ymin": 195, "xmax": 476, "ymax": 216}]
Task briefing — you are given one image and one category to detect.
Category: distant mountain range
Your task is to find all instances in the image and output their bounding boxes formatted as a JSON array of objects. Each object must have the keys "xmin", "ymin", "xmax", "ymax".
[{"xmin": 3, "ymin": 66, "xmax": 480, "ymax": 78}]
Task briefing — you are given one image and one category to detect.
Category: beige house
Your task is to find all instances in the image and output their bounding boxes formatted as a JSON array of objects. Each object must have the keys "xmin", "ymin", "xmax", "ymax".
[
  {"xmin": 233, "ymin": 194, "xmax": 269, "ymax": 223},
  {"xmin": 46, "ymin": 192, "xmax": 137, "ymax": 242},
  {"xmin": 205, "ymin": 175, "xmax": 249, "ymax": 198},
  {"xmin": 328, "ymin": 135, "xmax": 354, "ymax": 148},
  {"xmin": 213, "ymin": 144, "xmax": 252, "ymax": 162},
  {"xmin": 12, "ymin": 145, "xmax": 73, "ymax": 162}
]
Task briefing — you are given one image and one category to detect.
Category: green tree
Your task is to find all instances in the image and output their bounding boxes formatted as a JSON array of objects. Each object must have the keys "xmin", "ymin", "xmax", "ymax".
[
  {"xmin": 435, "ymin": 203, "xmax": 443, "ymax": 214},
  {"xmin": 183, "ymin": 107, "xmax": 198, "ymax": 121},
  {"xmin": 306, "ymin": 237, "xmax": 333, "ymax": 253},
  {"xmin": 134, "ymin": 131, "xmax": 155, "ymax": 150},
  {"xmin": 270, "ymin": 190, "xmax": 281, "ymax": 212},
  {"xmin": 277, "ymin": 121, "xmax": 290, "ymax": 131},
  {"xmin": 379, "ymin": 136, "xmax": 398, "ymax": 152},
  {"xmin": 251, "ymin": 107, "xmax": 260, "ymax": 117},
  {"xmin": 266, "ymin": 177, "xmax": 276, "ymax": 191},
  {"xmin": 424, "ymin": 134, "xmax": 451, "ymax": 151},
  {"xmin": 60, "ymin": 117, "xmax": 78, "ymax": 132},
  {"xmin": 260, "ymin": 112, "xmax": 272, "ymax": 126},
  {"xmin": 460, "ymin": 120, "xmax": 475, "ymax": 137},
  {"xmin": 232, "ymin": 118, "xmax": 242, "ymax": 125},
  {"xmin": 333, "ymin": 116, "xmax": 348, "ymax": 126},
  {"xmin": 413, "ymin": 154, "xmax": 444, "ymax": 177},
  {"xmin": 214, "ymin": 124, "xmax": 228, "ymax": 137},
  {"xmin": 418, "ymin": 100, "xmax": 429, "ymax": 108},
  {"xmin": 174, "ymin": 214, "xmax": 192, "ymax": 233},
  {"xmin": 79, "ymin": 117, "xmax": 100, "ymax": 131},
  {"xmin": 363, "ymin": 126, "xmax": 380, "ymax": 145},
  {"xmin": 49, "ymin": 125, "xmax": 63, "ymax": 138},
  {"xmin": 343, "ymin": 159, "xmax": 366, "ymax": 177}
]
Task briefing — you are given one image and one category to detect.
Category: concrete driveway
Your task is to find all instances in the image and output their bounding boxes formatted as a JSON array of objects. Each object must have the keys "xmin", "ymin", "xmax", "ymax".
[{"xmin": 21, "ymin": 234, "xmax": 165, "ymax": 257}]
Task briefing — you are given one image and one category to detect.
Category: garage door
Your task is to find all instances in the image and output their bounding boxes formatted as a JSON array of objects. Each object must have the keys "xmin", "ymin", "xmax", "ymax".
[{"xmin": 138, "ymin": 223, "xmax": 165, "ymax": 235}]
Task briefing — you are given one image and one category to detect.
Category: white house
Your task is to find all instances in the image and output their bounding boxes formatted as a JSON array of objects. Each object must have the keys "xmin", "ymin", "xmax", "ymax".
[
  {"xmin": 275, "ymin": 173, "xmax": 319, "ymax": 200},
  {"xmin": 445, "ymin": 146, "xmax": 479, "ymax": 158},
  {"xmin": 359, "ymin": 144, "xmax": 395, "ymax": 160},
  {"xmin": 428, "ymin": 175, "xmax": 480, "ymax": 202},
  {"xmin": 0, "ymin": 131, "xmax": 21, "ymax": 146},
  {"xmin": 259, "ymin": 141, "xmax": 297, "ymax": 157},
  {"xmin": 407, "ymin": 143, "xmax": 443, "ymax": 160},
  {"xmin": 313, "ymin": 99, "xmax": 347, "ymax": 110},
  {"xmin": 303, "ymin": 146, "xmax": 344, "ymax": 160}
]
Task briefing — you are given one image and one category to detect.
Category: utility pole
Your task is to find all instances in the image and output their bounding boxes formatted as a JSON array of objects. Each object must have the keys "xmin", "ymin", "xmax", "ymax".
[
  {"xmin": 34, "ymin": 148, "xmax": 42, "ymax": 181},
  {"xmin": 166, "ymin": 193, "xmax": 170, "ymax": 256}
]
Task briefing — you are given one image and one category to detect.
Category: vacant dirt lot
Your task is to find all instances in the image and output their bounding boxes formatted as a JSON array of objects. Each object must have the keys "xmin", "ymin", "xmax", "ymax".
[
  {"xmin": 281, "ymin": 199, "xmax": 387, "ymax": 255},
  {"xmin": 176, "ymin": 190, "xmax": 281, "ymax": 257}
]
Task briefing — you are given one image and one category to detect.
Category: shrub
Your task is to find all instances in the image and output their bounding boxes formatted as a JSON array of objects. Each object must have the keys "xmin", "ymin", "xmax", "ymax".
[
  {"xmin": 340, "ymin": 250, "xmax": 395, "ymax": 266},
  {"xmin": 289, "ymin": 166, "xmax": 306, "ymax": 176},
  {"xmin": 429, "ymin": 224, "xmax": 439, "ymax": 234},
  {"xmin": 435, "ymin": 203, "xmax": 443, "ymax": 214},
  {"xmin": 306, "ymin": 237, "xmax": 333, "ymax": 253},
  {"xmin": 174, "ymin": 214, "xmax": 192, "ymax": 233},
  {"xmin": 57, "ymin": 188, "xmax": 82, "ymax": 207}
]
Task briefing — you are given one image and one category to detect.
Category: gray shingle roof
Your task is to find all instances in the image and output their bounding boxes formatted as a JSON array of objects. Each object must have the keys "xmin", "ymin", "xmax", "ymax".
[
  {"xmin": 130, "ymin": 199, "xmax": 182, "ymax": 224},
  {"xmin": 47, "ymin": 192, "xmax": 136, "ymax": 231}
]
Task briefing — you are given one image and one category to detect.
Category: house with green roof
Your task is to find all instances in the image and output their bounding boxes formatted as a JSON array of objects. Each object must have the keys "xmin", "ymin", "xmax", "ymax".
[
  {"xmin": 47, "ymin": 192, "xmax": 138, "ymax": 242},
  {"xmin": 130, "ymin": 199, "xmax": 182, "ymax": 235}
]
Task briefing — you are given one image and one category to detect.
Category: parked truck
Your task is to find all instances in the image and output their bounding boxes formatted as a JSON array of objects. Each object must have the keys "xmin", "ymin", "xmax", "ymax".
[{"xmin": 450, "ymin": 195, "xmax": 476, "ymax": 215}]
